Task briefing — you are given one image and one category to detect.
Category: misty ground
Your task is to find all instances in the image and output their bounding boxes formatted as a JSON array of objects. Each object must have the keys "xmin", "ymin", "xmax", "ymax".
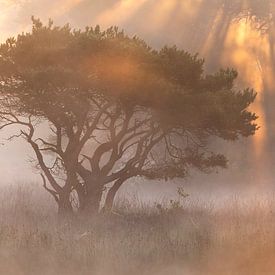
[{"xmin": 0, "ymin": 184, "xmax": 274, "ymax": 275}]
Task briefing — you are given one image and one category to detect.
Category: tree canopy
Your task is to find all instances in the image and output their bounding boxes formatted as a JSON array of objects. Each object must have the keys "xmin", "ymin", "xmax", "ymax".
[{"xmin": 0, "ymin": 18, "xmax": 257, "ymax": 216}]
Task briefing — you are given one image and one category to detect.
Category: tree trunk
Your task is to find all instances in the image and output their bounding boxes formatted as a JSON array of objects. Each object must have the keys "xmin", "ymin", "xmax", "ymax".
[
  {"xmin": 78, "ymin": 185, "xmax": 103, "ymax": 217},
  {"xmin": 103, "ymin": 178, "xmax": 125, "ymax": 212},
  {"xmin": 75, "ymin": 183, "xmax": 86, "ymax": 212},
  {"xmin": 58, "ymin": 192, "xmax": 74, "ymax": 218},
  {"xmin": 84, "ymin": 194, "xmax": 101, "ymax": 215}
]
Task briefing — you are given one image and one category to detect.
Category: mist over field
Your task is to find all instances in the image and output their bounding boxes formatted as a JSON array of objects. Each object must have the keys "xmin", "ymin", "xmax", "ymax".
[{"xmin": 0, "ymin": 1, "xmax": 275, "ymax": 274}]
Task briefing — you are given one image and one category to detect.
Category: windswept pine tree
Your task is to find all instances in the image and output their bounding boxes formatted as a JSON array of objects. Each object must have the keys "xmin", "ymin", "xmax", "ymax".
[{"xmin": 0, "ymin": 18, "xmax": 257, "ymax": 216}]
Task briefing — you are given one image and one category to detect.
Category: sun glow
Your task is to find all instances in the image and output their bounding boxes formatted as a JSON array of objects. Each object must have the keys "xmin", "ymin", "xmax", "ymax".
[{"xmin": 222, "ymin": 18, "xmax": 273, "ymax": 165}]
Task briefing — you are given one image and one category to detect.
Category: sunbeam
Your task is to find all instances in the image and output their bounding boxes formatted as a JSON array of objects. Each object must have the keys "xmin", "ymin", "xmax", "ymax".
[
  {"xmin": 222, "ymin": 18, "xmax": 272, "ymax": 175},
  {"xmin": 200, "ymin": 6, "xmax": 228, "ymax": 61}
]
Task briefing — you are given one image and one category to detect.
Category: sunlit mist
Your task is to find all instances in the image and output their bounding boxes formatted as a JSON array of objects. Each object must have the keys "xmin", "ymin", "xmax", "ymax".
[
  {"xmin": 223, "ymin": 19, "xmax": 269, "ymax": 154},
  {"xmin": 0, "ymin": 1, "xmax": 275, "ymax": 275}
]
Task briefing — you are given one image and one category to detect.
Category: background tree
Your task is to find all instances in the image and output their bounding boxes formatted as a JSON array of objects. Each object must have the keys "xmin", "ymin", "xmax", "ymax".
[{"xmin": 0, "ymin": 18, "xmax": 257, "ymax": 216}]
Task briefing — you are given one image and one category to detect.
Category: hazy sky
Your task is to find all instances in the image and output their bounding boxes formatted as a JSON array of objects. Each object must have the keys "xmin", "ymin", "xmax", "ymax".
[{"xmin": 0, "ymin": 0, "xmax": 207, "ymax": 49}]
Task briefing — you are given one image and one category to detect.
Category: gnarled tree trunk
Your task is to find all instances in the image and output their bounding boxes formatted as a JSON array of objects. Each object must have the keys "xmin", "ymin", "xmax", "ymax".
[
  {"xmin": 103, "ymin": 178, "xmax": 126, "ymax": 213},
  {"xmin": 58, "ymin": 192, "xmax": 74, "ymax": 217},
  {"xmin": 78, "ymin": 180, "xmax": 103, "ymax": 216}
]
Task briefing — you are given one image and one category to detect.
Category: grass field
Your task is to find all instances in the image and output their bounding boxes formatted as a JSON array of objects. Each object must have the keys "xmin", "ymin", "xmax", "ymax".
[{"xmin": 0, "ymin": 184, "xmax": 274, "ymax": 275}]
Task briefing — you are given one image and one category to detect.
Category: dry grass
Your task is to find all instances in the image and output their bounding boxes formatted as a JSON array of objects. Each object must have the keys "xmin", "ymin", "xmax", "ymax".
[{"xmin": 0, "ymin": 184, "xmax": 274, "ymax": 274}]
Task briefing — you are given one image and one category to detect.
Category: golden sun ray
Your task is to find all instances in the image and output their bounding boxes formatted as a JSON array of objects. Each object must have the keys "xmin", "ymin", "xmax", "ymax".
[
  {"xmin": 200, "ymin": 7, "xmax": 231, "ymax": 62},
  {"xmin": 222, "ymin": 19, "xmax": 271, "ymax": 163}
]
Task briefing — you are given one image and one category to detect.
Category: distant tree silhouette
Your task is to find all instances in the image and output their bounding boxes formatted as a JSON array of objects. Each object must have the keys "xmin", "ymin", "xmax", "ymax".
[{"xmin": 0, "ymin": 18, "xmax": 257, "ymax": 216}]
